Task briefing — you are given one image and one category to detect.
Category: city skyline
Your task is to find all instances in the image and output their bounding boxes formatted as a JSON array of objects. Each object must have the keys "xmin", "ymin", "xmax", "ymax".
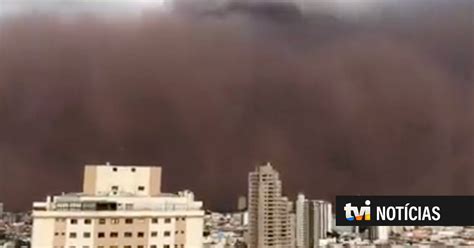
[{"xmin": 5, "ymin": 162, "xmax": 474, "ymax": 247}]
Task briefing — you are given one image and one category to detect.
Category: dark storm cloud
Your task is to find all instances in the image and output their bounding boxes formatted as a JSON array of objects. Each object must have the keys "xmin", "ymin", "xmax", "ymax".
[{"xmin": 0, "ymin": 0, "xmax": 472, "ymax": 211}]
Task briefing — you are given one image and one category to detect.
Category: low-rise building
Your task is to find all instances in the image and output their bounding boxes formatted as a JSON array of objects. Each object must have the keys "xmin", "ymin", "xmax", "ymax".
[{"xmin": 31, "ymin": 163, "xmax": 204, "ymax": 248}]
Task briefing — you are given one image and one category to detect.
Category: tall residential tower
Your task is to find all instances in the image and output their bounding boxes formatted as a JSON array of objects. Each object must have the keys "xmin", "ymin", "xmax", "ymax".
[
  {"xmin": 248, "ymin": 162, "xmax": 292, "ymax": 248},
  {"xmin": 295, "ymin": 193, "xmax": 333, "ymax": 248}
]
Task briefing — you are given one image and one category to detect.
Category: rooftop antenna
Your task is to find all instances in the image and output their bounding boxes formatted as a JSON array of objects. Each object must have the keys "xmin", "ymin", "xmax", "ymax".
[{"xmin": 106, "ymin": 161, "xmax": 111, "ymax": 166}]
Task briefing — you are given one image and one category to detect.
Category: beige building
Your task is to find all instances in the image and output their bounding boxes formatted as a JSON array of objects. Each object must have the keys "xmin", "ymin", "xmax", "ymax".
[
  {"xmin": 31, "ymin": 164, "xmax": 204, "ymax": 248},
  {"xmin": 248, "ymin": 163, "xmax": 292, "ymax": 248},
  {"xmin": 83, "ymin": 163, "xmax": 162, "ymax": 197}
]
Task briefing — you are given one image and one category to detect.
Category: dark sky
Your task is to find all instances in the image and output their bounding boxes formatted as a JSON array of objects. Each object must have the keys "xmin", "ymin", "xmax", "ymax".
[{"xmin": 0, "ymin": 0, "xmax": 473, "ymax": 212}]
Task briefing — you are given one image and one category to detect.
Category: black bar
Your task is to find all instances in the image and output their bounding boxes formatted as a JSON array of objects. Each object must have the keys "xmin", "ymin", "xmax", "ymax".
[{"xmin": 336, "ymin": 196, "xmax": 474, "ymax": 226}]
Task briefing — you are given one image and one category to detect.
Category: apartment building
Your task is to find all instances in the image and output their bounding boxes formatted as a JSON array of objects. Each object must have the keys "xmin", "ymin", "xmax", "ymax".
[
  {"xmin": 31, "ymin": 164, "xmax": 204, "ymax": 248},
  {"xmin": 295, "ymin": 193, "xmax": 332, "ymax": 248},
  {"xmin": 248, "ymin": 162, "xmax": 292, "ymax": 248}
]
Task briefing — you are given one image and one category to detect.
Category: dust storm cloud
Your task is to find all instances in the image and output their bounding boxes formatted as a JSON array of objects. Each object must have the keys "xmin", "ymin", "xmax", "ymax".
[{"xmin": 0, "ymin": 0, "xmax": 472, "ymax": 211}]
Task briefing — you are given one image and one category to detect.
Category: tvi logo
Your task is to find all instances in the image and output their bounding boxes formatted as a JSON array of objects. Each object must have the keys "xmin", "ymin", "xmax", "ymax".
[{"xmin": 344, "ymin": 200, "xmax": 371, "ymax": 221}]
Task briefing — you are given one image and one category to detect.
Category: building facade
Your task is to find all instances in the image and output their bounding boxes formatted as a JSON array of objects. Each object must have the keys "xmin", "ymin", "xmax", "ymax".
[
  {"xmin": 295, "ymin": 194, "xmax": 332, "ymax": 248},
  {"xmin": 237, "ymin": 196, "xmax": 247, "ymax": 211},
  {"xmin": 82, "ymin": 163, "xmax": 162, "ymax": 197},
  {"xmin": 296, "ymin": 194, "xmax": 306, "ymax": 248},
  {"xmin": 31, "ymin": 164, "xmax": 204, "ymax": 248},
  {"xmin": 248, "ymin": 163, "xmax": 292, "ymax": 248}
]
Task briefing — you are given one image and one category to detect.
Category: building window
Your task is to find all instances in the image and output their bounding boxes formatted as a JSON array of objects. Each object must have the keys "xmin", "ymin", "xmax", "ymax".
[
  {"xmin": 131, "ymin": 168, "xmax": 136, "ymax": 172},
  {"xmin": 84, "ymin": 219, "xmax": 91, "ymax": 224},
  {"xmin": 164, "ymin": 231, "xmax": 171, "ymax": 237},
  {"xmin": 83, "ymin": 232, "xmax": 91, "ymax": 238},
  {"xmin": 150, "ymin": 246, "xmax": 157, "ymax": 248},
  {"xmin": 111, "ymin": 218, "xmax": 120, "ymax": 224},
  {"xmin": 137, "ymin": 246, "xmax": 144, "ymax": 248},
  {"xmin": 137, "ymin": 232, "xmax": 145, "ymax": 238},
  {"xmin": 151, "ymin": 231, "xmax": 158, "ymax": 237},
  {"xmin": 125, "ymin": 218, "xmax": 133, "ymax": 224},
  {"xmin": 138, "ymin": 186, "xmax": 145, "ymax": 191},
  {"xmin": 111, "ymin": 185, "xmax": 118, "ymax": 191},
  {"xmin": 124, "ymin": 246, "xmax": 132, "ymax": 248},
  {"xmin": 151, "ymin": 218, "xmax": 158, "ymax": 224},
  {"xmin": 164, "ymin": 218, "xmax": 171, "ymax": 223},
  {"xmin": 70, "ymin": 219, "xmax": 78, "ymax": 224},
  {"xmin": 98, "ymin": 232, "xmax": 105, "ymax": 238},
  {"xmin": 110, "ymin": 232, "xmax": 119, "ymax": 238},
  {"xmin": 113, "ymin": 167, "xmax": 117, "ymax": 172},
  {"xmin": 98, "ymin": 218, "xmax": 106, "ymax": 224},
  {"xmin": 124, "ymin": 232, "xmax": 132, "ymax": 238},
  {"xmin": 163, "ymin": 245, "xmax": 170, "ymax": 248},
  {"xmin": 69, "ymin": 232, "xmax": 77, "ymax": 238}
]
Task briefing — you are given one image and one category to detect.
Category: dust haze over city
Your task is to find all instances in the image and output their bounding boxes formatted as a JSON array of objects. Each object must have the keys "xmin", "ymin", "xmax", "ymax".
[{"xmin": 0, "ymin": 0, "xmax": 472, "ymax": 212}]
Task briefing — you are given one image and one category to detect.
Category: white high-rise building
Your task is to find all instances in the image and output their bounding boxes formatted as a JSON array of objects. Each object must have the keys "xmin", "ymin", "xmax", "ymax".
[
  {"xmin": 31, "ymin": 164, "xmax": 204, "ymax": 248},
  {"xmin": 295, "ymin": 194, "xmax": 332, "ymax": 248},
  {"xmin": 296, "ymin": 193, "xmax": 306, "ymax": 248},
  {"xmin": 248, "ymin": 162, "xmax": 292, "ymax": 248}
]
